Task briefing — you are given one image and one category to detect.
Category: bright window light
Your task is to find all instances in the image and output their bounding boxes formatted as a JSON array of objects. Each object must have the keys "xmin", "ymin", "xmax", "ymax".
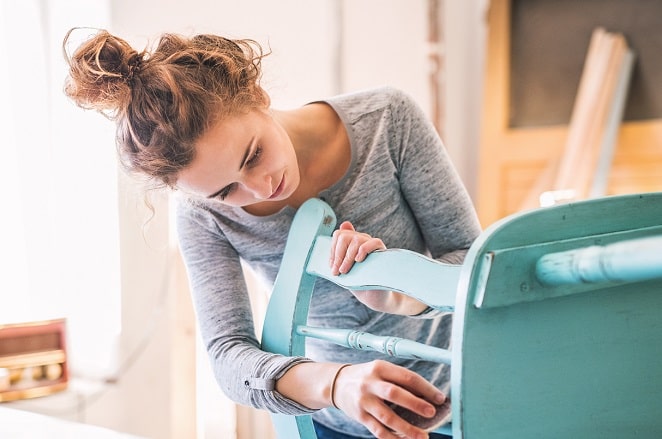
[{"xmin": 0, "ymin": 0, "xmax": 120, "ymax": 379}]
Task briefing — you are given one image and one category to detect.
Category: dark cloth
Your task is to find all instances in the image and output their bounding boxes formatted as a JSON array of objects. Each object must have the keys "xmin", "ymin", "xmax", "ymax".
[{"xmin": 313, "ymin": 419, "xmax": 452, "ymax": 439}]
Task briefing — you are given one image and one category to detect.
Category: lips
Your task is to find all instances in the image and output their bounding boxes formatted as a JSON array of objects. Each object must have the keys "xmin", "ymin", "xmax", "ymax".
[{"xmin": 269, "ymin": 175, "xmax": 284, "ymax": 199}]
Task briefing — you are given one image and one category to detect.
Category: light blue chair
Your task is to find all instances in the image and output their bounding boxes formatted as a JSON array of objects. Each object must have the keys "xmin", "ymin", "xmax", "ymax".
[{"xmin": 262, "ymin": 192, "xmax": 662, "ymax": 438}]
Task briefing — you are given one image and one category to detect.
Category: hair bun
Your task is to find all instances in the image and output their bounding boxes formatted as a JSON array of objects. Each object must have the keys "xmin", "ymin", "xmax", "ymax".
[
  {"xmin": 125, "ymin": 53, "xmax": 143, "ymax": 82},
  {"xmin": 62, "ymin": 28, "xmax": 145, "ymax": 118}
]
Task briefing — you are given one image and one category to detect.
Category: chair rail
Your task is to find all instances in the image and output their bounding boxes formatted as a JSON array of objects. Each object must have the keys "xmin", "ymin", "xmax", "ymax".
[
  {"xmin": 297, "ymin": 325, "xmax": 452, "ymax": 364},
  {"xmin": 536, "ymin": 235, "xmax": 662, "ymax": 286}
]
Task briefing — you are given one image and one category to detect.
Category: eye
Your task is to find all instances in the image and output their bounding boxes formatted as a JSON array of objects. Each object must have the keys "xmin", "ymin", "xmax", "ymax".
[
  {"xmin": 245, "ymin": 146, "xmax": 262, "ymax": 167},
  {"xmin": 217, "ymin": 183, "xmax": 237, "ymax": 200}
]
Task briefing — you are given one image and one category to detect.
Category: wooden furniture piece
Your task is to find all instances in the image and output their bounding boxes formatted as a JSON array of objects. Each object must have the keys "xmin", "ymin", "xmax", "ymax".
[
  {"xmin": 477, "ymin": 0, "xmax": 662, "ymax": 226},
  {"xmin": 0, "ymin": 319, "xmax": 68, "ymax": 402},
  {"xmin": 261, "ymin": 192, "xmax": 662, "ymax": 438}
]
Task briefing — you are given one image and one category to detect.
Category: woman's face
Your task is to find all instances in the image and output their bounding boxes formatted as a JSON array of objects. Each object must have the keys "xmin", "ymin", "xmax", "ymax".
[{"xmin": 176, "ymin": 108, "xmax": 300, "ymax": 207}]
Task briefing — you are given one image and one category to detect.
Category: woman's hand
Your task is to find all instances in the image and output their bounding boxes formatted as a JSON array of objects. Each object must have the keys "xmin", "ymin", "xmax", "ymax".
[
  {"xmin": 276, "ymin": 360, "xmax": 447, "ymax": 438},
  {"xmin": 332, "ymin": 360, "xmax": 447, "ymax": 439},
  {"xmin": 329, "ymin": 221, "xmax": 428, "ymax": 315},
  {"xmin": 330, "ymin": 221, "xmax": 386, "ymax": 276}
]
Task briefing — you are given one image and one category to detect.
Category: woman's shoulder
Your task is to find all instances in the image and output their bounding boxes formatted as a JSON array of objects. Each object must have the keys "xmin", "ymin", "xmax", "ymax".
[
  {"xmin": 322, "ymin": 86, "xmax": 420, "ymax": 124},
  {"xmin": 325, "ymin": 85, "xmax": 414, "ymax": 107}
]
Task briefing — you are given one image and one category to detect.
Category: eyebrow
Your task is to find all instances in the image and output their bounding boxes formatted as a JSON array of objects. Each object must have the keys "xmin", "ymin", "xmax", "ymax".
[{"xmin": 206, "ymin": 137, "xmax": 255, "ymax": 199}]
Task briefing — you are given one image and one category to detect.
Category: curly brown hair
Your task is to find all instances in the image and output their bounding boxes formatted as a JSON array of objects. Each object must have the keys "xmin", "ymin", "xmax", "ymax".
[{"xmin": 62, "ymin": 28, "xmax": 270, "ymax": 188}]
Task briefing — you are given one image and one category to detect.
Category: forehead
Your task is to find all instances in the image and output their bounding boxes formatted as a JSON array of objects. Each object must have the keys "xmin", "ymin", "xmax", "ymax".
[
  {"xmin": 197, "ymin": 110, "xmax": 258, "ymax": 148},
  {"xmin": 175, "ymin": 110, "xmax": 265, "ymax": 194},
  {"xmin": 195, "ymin": 108, "xmax": 272, "ymax": 158}
]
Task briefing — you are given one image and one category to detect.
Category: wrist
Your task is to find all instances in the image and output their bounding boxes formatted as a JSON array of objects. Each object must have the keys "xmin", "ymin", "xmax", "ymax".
[
  {"xmin": 329, "ymin": 364, "xmax": 351, "ymax": 409},
  {"xmin": 276, "ymin": 362, "xmax": 351, "ymax": 410}
]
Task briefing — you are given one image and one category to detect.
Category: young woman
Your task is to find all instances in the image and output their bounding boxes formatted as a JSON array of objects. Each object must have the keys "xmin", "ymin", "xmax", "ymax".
[{"xmin": 63, "ymin": 28, "xmax": 481, "ymax": 439}]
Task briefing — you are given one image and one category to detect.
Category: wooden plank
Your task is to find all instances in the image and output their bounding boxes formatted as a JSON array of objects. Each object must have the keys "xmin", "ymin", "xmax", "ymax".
[
  {"xmin": 541, "ymin": 28, "xmax": 634, "ymax": 205},
  {"xmin": 551, "ymin": 28, "xmax": 609, "ymax": 196},
  {"xmin": 590, "ymin": 49, "xmax": 635, "ymax": 197}
]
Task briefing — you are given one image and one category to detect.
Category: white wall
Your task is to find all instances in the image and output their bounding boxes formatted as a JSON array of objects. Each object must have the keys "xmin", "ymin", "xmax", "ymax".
[
  {"xmin": 110, "ymin": 0, "xmax": 341, "ymax": 108},
  {"xmin": 43, "ymin": 2, "xmax": 486, "ymax": 438},
  {"xmin": 444, "ymin": 0, "xmax": 489, "ymax": 196},
  {"xmin": 108, "ymin": 0, "xmax": 486, "ymax": 192}
]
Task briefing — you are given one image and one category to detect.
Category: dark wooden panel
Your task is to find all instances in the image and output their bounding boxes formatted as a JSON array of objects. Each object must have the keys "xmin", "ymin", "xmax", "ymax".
[{"xmin": 509, "ymin": 0, "xmax": 662, "ymax": 127}]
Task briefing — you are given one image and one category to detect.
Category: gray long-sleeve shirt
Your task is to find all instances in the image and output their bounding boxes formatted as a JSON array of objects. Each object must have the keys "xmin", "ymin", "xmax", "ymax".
[{"xmin": 175, "ymin": 86, "xmax": 482, "ymax": 437}]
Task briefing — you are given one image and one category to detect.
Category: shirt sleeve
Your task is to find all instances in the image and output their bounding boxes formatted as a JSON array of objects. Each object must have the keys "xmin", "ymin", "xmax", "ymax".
[
  {"xmin": 388, "ymin": 90, "xmax": 481, "ymax": 319},
  {"xmin": 391, "ymin": 89, "xmax": 482, "ymax": 263},
  {"xmin": 174, "ymin": 198, "xmax": 316, "ymax": 415}
]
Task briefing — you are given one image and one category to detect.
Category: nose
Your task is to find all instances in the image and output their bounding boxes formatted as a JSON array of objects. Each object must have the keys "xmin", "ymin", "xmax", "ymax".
[{"xmin": 245, "ymin": 173, "xmax": 273, "ymax": 200}]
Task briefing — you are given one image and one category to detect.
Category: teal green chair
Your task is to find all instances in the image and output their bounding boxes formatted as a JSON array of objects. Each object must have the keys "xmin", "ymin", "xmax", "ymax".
[{"xmin": 262, "ymin": 192, "xmax": 662, "ymax": 438}]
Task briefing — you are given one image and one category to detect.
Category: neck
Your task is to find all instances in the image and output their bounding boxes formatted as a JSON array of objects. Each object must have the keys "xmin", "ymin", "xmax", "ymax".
[{"xmin": 273, "ymin": 104, "xmax": 350, "ymax": 197}]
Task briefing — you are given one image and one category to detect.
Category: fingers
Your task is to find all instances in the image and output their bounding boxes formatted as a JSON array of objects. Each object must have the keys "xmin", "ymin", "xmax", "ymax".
[
  {"xmin": 334, "ymin": 361, "xmax": 445, "ymax": 439},
  {"xmin": 361, "ymin": 409, "xmax": 423, "ymax": 439},
  {"xmin": 330, "ymin": 221, "xmax": 386, "ymax": 275},
  {"xmin": 367, "ymin": 363, "xmax": 446, "ymax": 434},
  {"xmin": 377, "ymin": 362, "xmax": 447, "ymax": 408}
]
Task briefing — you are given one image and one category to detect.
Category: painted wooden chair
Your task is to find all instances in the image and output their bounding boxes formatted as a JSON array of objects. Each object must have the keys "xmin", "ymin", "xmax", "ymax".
[{"xmin": 261, "ymin": 192, "xmax": 662, "ymax": 438}]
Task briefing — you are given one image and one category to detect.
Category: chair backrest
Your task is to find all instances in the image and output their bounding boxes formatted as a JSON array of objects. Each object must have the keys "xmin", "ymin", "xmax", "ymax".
[
  {"xmin": 262, "ymin": 192, "xmax": 662, "ymax": 439},
  {"xmin": 452, "ymin": 191, "xmax": 662, "ymax": 438}
]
